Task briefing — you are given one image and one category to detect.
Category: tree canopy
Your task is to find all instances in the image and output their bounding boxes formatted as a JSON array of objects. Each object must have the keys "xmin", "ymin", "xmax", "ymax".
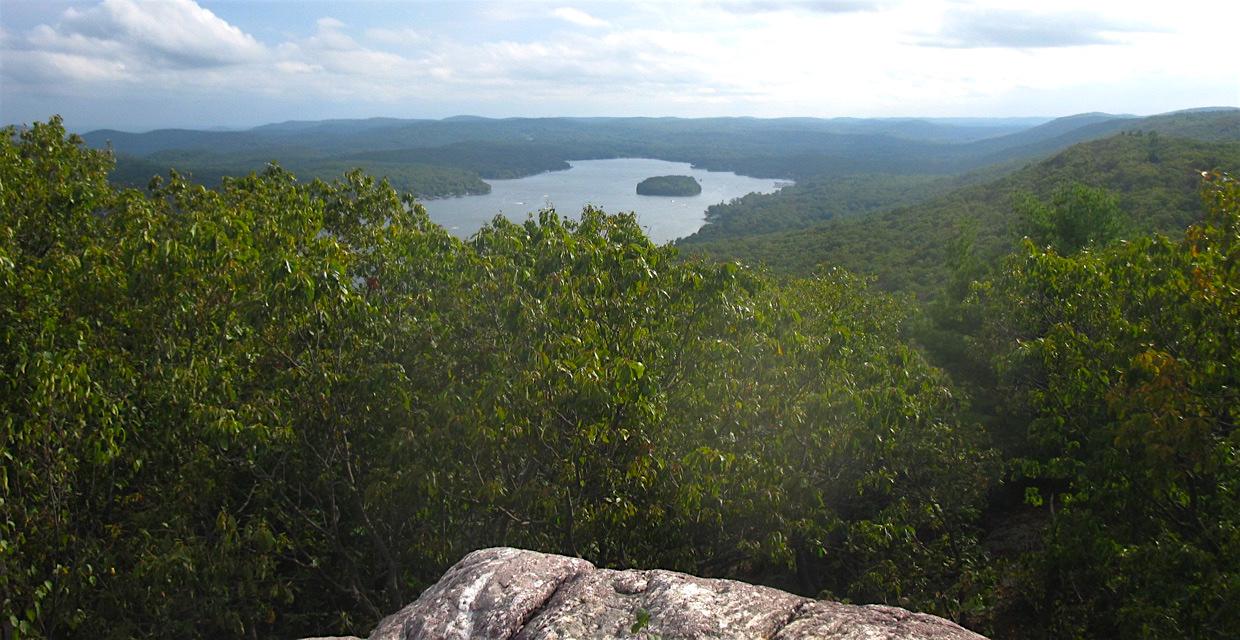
[
  {"xmin": 3, "ymin": 118, "xmax": 1236, "ymax": 640},
  {"xmin": 2, "ymin": 118, "xmax": 992, "ymax": 638}
]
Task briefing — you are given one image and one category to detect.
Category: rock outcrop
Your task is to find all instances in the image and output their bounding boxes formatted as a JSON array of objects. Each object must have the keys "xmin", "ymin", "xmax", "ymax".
[{"xmin": 310, "ymin": 547, "xmax": 988, "ymax": 640}]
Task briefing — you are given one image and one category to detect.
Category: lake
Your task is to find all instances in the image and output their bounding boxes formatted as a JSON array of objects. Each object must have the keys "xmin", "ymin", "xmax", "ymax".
[{"xmin": 422, "ymin": 158, "xmax": 789, "ymax": 244}]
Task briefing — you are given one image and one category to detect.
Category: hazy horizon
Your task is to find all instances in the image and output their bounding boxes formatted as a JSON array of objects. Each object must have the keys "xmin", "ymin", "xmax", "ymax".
[
  {"xmin": 62, "ymin": 113, "xmax": 1075, "ymax": 135},
  {"xmin": 3, "ymin": 0, "xmax": 1238, "ymax": 132},
  {"xmin": 46, "ymin": 108, "xmax": 1240, "ymax": 138}
]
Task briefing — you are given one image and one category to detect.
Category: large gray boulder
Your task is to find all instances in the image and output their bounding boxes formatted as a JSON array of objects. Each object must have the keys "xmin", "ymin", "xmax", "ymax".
[{"xmin": 321, "ymin": 547, "xmax": 988, "ymax": 640}]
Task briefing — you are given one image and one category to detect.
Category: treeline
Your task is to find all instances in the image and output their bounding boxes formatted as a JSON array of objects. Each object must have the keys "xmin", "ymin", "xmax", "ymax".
[
  {"xmin": 2, "ymin": 119, "xmax": 1237, "ymax": 639},
  {"xmin": 341, "ymin": 141, "xmax": 573, "ymax": 180},
  {"xmin": 684, "ymin": 172, "xmax": 958, "ymax": 244},
  {"xmin": 110, "ymin": 151, "xmax": 491, "ymax": 199},
  {"xmin": 921, "ymin": 176, "xmax": 1238, "ymax": 637}
]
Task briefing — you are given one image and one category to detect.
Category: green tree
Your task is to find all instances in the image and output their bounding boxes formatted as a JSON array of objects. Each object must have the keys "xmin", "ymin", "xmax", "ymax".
[
  {"xmin": 972, "ymin": 173, "xmax": 1239, "ymax": 639},
  {"xmin": 2, "ymin": 118, "xmax": 997, "ymax": 638},
  {"xmin": 1013, "ymin": 183, "xmax": 1126, "ymax": 254},
  {"xmin": 1, "ymin": 118, "xmax": 465, "ymax": 637}
]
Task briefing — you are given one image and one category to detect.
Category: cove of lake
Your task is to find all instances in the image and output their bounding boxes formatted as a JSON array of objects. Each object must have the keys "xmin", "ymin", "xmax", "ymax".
[{"xmin": 422, "ymin": 158, "xmax": 790, "ymax": 245}]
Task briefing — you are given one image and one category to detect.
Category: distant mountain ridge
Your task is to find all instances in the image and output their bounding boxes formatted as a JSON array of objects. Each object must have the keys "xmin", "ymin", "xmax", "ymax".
[
  {"xmin": 77, "ymin": 108, "xmax": 1238, "ymax": 203},
  {"xmin": 79, "ymin": 113, "xmax": 1094, "ymax": 161}
]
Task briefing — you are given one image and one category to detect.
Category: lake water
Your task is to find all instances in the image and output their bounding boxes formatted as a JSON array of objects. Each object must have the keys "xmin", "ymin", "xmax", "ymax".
[{"xmin": 423, "ymin": 158, "xmax": 789, "ymax": 244}]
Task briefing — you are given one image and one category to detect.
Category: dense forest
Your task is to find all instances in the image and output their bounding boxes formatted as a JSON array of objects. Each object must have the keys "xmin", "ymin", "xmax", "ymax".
[
  {"xmin": 2, "ymin": 116, "xmax": 1237, "ymax": 640},
  {"xmin": 680, "ymin": 131, "xmax": 1240, "ymax": 294},
  {"xmin": 108, "ymin": 152, "xmax": 493, "ymax": 200}
]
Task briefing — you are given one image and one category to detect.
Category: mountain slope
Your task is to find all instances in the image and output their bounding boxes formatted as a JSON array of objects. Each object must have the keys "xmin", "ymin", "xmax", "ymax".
[
  {"xmin": 678, "ymin": 109, "xmax": 1240, "ymax": 249},
  {"xmin": 681, "ymin": 132, "xmax": 1240, "ymax": 295}
]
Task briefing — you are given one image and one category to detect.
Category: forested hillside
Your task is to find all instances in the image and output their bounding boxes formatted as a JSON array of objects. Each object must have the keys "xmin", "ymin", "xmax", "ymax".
[
  {"xmin": 109, "ymin": 152, "xmax": 493, "ymax": 199},
  {"xmin": 680, "ymin": 109, "xmax": 1240, "ymax": 250},
  {"xmin": 685, "ymin": 173, "xmax": 960, "ymax": 243},
  {"xmin": 683, "ymin": 132, "xmax": 1240, "ymax": 294},
  {"xmin": 3, "ymin": 119, "xmax": 1237, "ymax": 640}
]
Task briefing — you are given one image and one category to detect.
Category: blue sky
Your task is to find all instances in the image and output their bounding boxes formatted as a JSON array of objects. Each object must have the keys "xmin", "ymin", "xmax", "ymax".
[{"xmin": 2, "ymin": 0, "xmax": 1238, "ymax": 132}]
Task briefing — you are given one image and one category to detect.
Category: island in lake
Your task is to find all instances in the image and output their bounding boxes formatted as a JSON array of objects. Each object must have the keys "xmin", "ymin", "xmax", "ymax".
[{"xmin": 636, "ymin": 175, "xmax": 702, "ymax": 196}]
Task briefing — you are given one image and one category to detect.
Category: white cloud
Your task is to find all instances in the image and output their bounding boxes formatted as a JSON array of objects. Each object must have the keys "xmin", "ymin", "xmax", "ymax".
[
  {"xmin": 714, "ymin": 1, "xmax": 880, "ymax": 15},
  {"xmin": 304, "ymin": 17, "xmax": 363, "ymax": 52},
  {"xmin": 550, "ymin": 7, "xmax": 611, "ymax": 29},
  {"xmin": 3, "ymin": 48, "xmax": 131, "ymax": 84},
  {"xmin": 58, "ymin": 0, "xmax": 266, "ymax": 67},
  {"xmin": 274, "ymin": 61, "xmax": 322, "ymax": 75},
  {"xmin": 364, "ymin": 27, "xmax": 427, "ymax": 47},
  {"xmin": 919, "ymin": 8, "xmax": 1155, "ymax": 48},
  {"xmin": 2, "ymin": 0, "xmax": 1237, "ymax": 129}
]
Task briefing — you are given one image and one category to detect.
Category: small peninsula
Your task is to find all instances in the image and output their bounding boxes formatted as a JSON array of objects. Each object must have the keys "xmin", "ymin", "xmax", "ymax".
[{"xmin": 637, "ymin": 175, "xmax": 702, "ymax": 196}]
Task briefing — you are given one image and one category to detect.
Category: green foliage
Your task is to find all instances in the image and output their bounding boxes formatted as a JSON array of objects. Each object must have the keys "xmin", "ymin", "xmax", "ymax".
[
  {"xmin": 9, "ymin": 114, "xmax": 1236, "ymax": 640},
  {"xmin": 685, "ymin": 134, "xmax": 1240, "ymax": 296},
  {"xmin": 631, "ymin": 607, "xmax": 652, "ymax": 634},
  {"xmin": 2, "ymin": 119, "xmax": 995, "ymax": 638},
  {"xmin": 966, "ymin": 173, "xmax": 1240, "ymax": 638},
  {"xmin": 679, "ymin": 173, "xmax": 956, "ymax": 245},
  {"xmin": 1, "ymin": 116, "xmax": 461, "ymax": 637},
  {"xmin": 1013, "ymin": 183, "xmax": 1125, "ymax": 254},
  {"xmin": 1, "ymin": 116, "xmax": 123, "ymax": 638}
]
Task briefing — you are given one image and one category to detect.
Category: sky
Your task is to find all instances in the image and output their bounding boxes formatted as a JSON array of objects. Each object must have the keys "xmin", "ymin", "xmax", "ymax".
[{"xmin": 2, "ymin": 0, "xmax": 1238, "ymax": 132}]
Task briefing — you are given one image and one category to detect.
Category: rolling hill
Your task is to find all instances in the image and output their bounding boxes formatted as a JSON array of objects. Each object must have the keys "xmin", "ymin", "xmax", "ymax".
[
  {"xmin": 680, "ymin": 130, "xmax": 1240, "ymax": 295},
  {"xmin": 678, "ymin": 109, "xmax": 1240, "ymax": 247}
]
